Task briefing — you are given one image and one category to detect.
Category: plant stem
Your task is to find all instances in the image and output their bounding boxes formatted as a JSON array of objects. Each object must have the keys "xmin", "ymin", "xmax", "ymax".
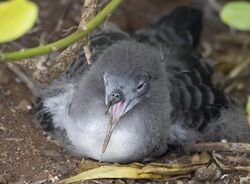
[{"xmin": 0, "ymin": 0, "xmax": 123, "ymax": 62}]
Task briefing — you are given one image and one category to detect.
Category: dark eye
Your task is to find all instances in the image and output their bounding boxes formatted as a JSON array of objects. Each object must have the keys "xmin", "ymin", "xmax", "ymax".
[{"xmin": 137, "ymin": 82, "xmax": 145, "ymax": 90}]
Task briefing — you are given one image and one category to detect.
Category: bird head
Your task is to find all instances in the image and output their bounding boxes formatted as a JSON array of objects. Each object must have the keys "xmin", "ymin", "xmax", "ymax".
[
  {"xmin": 103, "ymin": 71, "xmax": 156, "ymax": 121},
  {"xmin": 101, "ymin": 70, "xmax": 157, "ymax": 154}
]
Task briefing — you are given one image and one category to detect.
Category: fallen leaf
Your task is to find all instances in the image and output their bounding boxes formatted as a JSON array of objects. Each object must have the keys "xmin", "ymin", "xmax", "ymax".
[
  {"xmin": 60, "ymin": 152, "xmax": 210, "ymax": 184},
  {"xmin": 60, "ymin": 165, "xmax": 163, "ymax": 184}
]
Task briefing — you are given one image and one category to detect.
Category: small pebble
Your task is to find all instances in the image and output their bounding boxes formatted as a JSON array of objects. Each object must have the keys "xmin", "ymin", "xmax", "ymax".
[
  {"xmin": 0, "ymin": 69, "xmax": 11, "ymax": 85},
  {"xmin": 0, "ymin": 175, "xmax": 7, "ymax": 184},
  {"xmin": 15, "ymin": 78, "xmax": 22, "ymax": 83},
  {"xmin": 32, "ymin": 179, "xmax": 47, "ymax": 184},
  {"xmin": 0, "ymin": 174, "xmax": 11, "ymax": 184},
  {"xmin": 195, "ymin": 163, "xmax": 221, "ymax": 182},
  {"xmin": 48, "ymin": 174, "xmax": 59, "ymax": 183},
  {"xmin": 240, "ymin": 176, "xmax": 250, "ymax": 184},
  {"xmin": 16, "ymin": 100, "xmax": 32, "ymax": 112},
  {"xmin": 221, "ymin": 139, "xmax": 227, "ymax": 143},
  {"xmin": 191, "ymin": 153, "xmax": 200, "ymax": 164},
  {"xmin": 56, "ymin": 164, "xmax": 69, "ymax": 175},
  {"xmin": 0, "ymin": 123, "xmax": 7, "ymax": 132},
  {"xmin": 44, "ymin": 150, "xmax": 63, "ymax": 161}
]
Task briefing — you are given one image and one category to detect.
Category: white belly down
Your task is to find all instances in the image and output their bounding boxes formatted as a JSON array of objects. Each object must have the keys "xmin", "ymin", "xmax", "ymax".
[{"xmin": 64, "ymin": 114, "xmax": 147, "ymax": 163}]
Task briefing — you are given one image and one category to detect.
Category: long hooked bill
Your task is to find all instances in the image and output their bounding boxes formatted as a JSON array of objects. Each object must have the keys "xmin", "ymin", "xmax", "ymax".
[{"xmin": 102, "ymin": 117, "xmax": 119, "ymax": 153}]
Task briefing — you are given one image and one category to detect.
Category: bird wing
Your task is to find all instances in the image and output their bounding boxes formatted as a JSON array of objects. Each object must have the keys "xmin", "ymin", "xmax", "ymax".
[
  {"xmin": 165, "ymin": 48, "xmax": 229, "ymax": 131},
  {"xmin": 132, "ymin": 6, "xmax": 230, "ymax": 131},
  {"xmin": 132, "ymin": 6, "xmax": 202, "ymax": 49}
]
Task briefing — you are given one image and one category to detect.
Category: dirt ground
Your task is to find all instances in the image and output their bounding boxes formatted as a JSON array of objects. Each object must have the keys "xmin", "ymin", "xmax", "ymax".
[{"xmin": 0, "ymin": 0, "xmax": 250, "ymax": 183}]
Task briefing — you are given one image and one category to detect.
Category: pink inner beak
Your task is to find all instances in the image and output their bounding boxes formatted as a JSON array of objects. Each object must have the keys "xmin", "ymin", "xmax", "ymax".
[{"xmin": 111, "ymin": 100, "xmax": 125, "ymax": 120}]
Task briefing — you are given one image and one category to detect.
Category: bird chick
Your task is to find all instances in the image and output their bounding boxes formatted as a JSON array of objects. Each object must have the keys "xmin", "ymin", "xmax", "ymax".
[{"xmin": 37, "ymin": 6, "xmax": 250, "ymax": 163}]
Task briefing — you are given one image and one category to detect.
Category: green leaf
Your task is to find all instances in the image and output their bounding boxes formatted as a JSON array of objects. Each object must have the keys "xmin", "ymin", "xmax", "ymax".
[
  {"xmin": 0, "ymin": 0, "xmax": 39, "ymax": 43},
  {"xmin": 220, "ymin": 1, "xmax": 250, "ymax": 31}
]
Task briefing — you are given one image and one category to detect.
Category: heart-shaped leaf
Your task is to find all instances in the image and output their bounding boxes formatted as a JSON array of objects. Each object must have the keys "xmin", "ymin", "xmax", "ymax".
[{"xmin": 0, "ymin": 0, "xmax": 39, "ymax": 43}]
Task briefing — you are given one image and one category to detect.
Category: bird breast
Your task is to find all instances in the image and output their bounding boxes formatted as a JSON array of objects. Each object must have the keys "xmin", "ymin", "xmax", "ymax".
[{"xmin": 66, "ymin": 100, "xmax": 149, "ymax": 163}]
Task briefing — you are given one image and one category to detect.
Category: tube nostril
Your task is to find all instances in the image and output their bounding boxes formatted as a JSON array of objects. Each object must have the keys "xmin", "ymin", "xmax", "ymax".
[
  {"xmin": 105, "ymin": 89, "xmax": 124, "ymax": 115},
  {"xmin": 111, "ymin": 91, "xmax": 121, "ymax": 99}
]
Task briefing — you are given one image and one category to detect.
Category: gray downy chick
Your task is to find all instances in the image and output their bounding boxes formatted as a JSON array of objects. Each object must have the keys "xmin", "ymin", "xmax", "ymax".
[{"xmin": 36, "ymin": 6, "xmax": 250, "ymax": 163}]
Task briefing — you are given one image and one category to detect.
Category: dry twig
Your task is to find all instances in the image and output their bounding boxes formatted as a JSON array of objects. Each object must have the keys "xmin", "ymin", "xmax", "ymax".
[
  {"xmin": 41, "ymin": 0, "xmax": 100, "ymax": 82},
  {"xmin": 190, "ymin": 142, "xmax": 250, "ymax": 154},
  {"xmin": 212, "ymin": 152, "xmax": 250, "ymax": 172},
  {"xmin": 42, "ymin": 0, "xmax": 100, "ymax": 82},
  {"xmin": 6, "ymin": 63, "xmax": 39, "ymax": 96},
  {"xmin": 78, "ymin": 0, "xmax": 100, "ymax": 65}
]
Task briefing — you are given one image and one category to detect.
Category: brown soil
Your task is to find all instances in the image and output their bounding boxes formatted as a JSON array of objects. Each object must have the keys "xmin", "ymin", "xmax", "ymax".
[{"xmin": 0, "ymin": 0, "xmax": 249, "ymax": 183}]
